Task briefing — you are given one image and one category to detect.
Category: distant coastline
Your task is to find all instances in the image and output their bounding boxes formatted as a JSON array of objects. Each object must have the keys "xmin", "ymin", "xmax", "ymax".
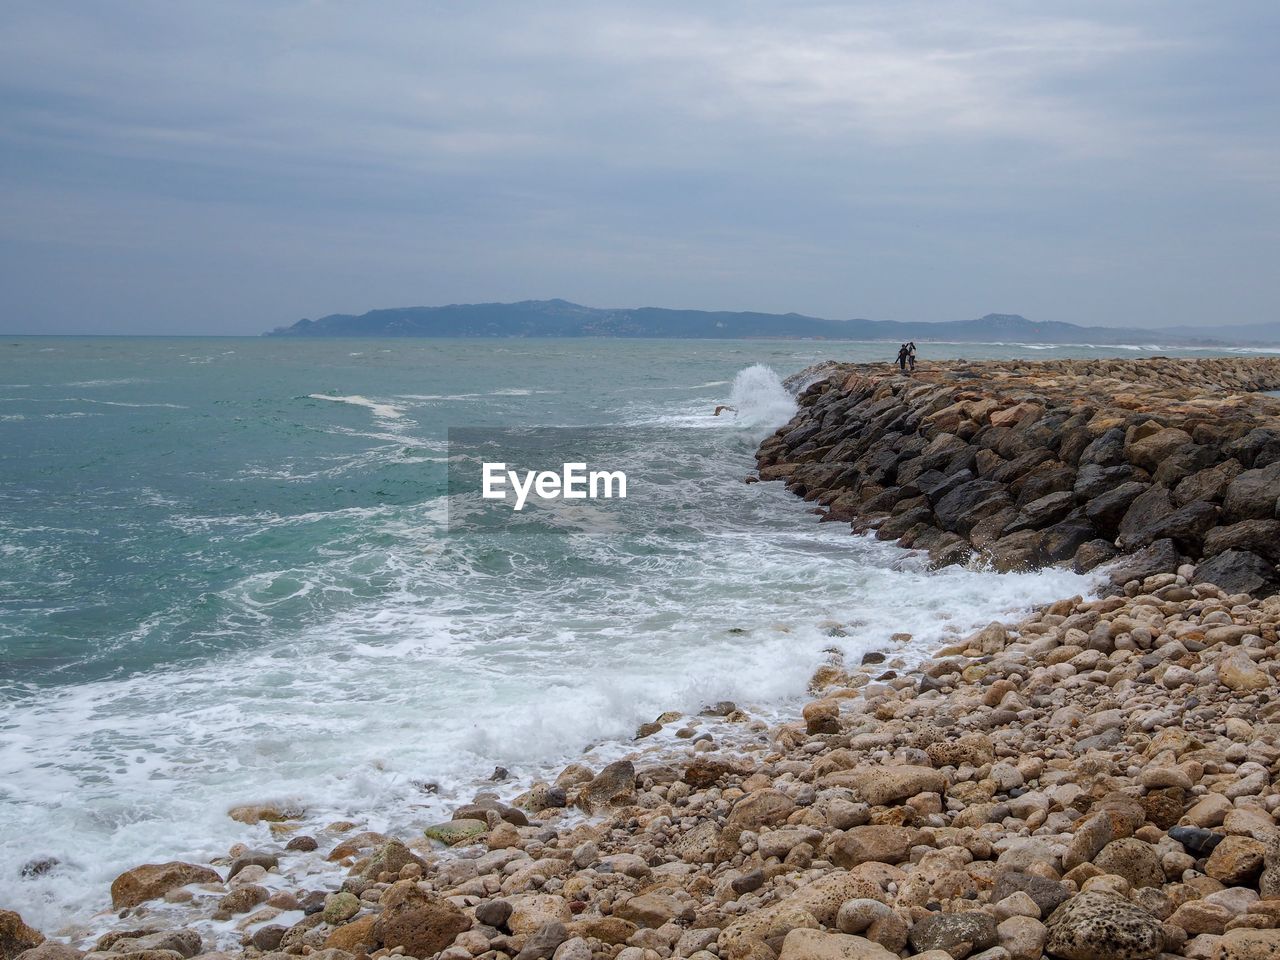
[{"xmin": 264, "ymin": 298, "xmax": 1280, "ymax": 348}]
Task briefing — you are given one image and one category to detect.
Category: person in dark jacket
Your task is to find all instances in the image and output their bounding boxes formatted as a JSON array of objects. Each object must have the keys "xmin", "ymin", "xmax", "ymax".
[{"xmin": 896, "ymin": 344, "xmax": 909, "ymax": 371}]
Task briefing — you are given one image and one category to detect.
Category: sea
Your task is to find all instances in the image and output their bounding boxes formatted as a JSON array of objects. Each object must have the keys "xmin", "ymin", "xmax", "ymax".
[{"xmin": 0, "ymin": 336, "xmax": 1267, "ymax": 931}]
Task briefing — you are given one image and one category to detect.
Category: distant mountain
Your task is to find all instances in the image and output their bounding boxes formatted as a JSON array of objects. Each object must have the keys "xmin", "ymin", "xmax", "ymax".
[{"xmin": 264, "ymin": 299, "xmax": 1268, "ymax": 346}]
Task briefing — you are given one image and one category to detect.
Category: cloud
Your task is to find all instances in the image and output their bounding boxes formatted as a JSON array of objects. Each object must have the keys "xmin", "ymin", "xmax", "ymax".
[{"xmin": 0, "ymin": 1, "xmax": 1276, "ymax": 333}]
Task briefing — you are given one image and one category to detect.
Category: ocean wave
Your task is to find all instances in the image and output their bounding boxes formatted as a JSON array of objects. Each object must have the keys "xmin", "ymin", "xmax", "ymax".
[{"xmin": 307, "ymin": 393, "xmax": 407, "ymax": 420}]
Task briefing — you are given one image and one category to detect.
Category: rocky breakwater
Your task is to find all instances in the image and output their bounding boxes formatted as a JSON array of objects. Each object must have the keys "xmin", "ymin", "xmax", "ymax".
[
  {"xmin": 755, "ymin": 356, "xmax": 1280, "ymax": 595},
  {"xmin": 7, "ymin": 571, "xmax": 1280, "ymax": 960}
]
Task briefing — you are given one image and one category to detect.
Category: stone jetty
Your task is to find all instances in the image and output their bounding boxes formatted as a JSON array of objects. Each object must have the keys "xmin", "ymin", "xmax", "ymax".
[{"xmin": 756, "ymin": 357, "xmax": 1280, "ymax": 596}]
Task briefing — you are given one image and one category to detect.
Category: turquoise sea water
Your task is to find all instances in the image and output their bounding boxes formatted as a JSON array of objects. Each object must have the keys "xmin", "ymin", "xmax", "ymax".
[{"xmin": 0, "ymin": 336, "xmax": 1257, "ymax": 930}]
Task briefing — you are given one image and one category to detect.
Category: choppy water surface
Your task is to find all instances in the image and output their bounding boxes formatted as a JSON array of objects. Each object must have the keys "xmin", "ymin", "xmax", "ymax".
[{"xmin": 2, "ymin": 336, "xmax": 1244, "ymax": 929}]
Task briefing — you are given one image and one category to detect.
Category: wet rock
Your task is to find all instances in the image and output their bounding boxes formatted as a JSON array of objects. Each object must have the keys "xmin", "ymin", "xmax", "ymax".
[
  {"xmin": 322, "ymin": 891, "xmax": 361, "ymax": 924},
  {"xmin": 109, "ymin": 862, "xmax": 221, "ymax": 909},
  {"xmin": 249, "ymin": 928, "xmax": 287, "ymax": 952},
  {"xmin": 424, "ymin": 819, "xmax": 488, "ymax": 846},
  {"xmin": 578, "ymin": 760, "xmax": 636, "ymax": 811},
  {"xmin": 285, "ymin": 835, "xmax": 318, "ymax": 852},
  {"xmin": 226, "ymin": 852, "xmax": 277, "ymax": 879},
  {"xmin": 0, "ymin": 912, "xmax": 44, "ymax": 960}
]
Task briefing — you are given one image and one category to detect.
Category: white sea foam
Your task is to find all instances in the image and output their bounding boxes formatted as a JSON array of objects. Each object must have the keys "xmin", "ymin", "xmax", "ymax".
[{"xmin": 308, "ymin": 393, "xmax": 406, "ymax": 420}]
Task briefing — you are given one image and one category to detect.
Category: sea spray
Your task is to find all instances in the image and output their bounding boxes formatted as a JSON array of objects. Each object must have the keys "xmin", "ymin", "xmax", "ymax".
[{"xmin": 727, "ymin": 364, "xmax": 796, "ymax": 429}]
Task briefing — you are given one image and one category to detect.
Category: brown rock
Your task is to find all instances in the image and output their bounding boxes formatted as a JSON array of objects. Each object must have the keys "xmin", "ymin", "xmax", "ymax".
[
  {"xmin": 824, "ymin": 826, "xmax": 915, "ymax": 868},
  {"xmin": 109, "ymin": 862, "xmax": 222, "ymax": 909},
  {"xmin": 372, "ymin": 879, "xmax": 470, "ymax": 957},
  {"xmin": 1206, "ymin": 836, "xmax": 1268, "ymax": 885},
  {"xmin": 0, "ymin": 912, "xmax": 44, "ymax": 960}
]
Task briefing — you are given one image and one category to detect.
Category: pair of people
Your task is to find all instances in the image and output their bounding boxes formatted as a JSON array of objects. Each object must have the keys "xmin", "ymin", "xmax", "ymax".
[{"xmin": 896, "ymin": 341, "xmax": 917, "ymax": 371}]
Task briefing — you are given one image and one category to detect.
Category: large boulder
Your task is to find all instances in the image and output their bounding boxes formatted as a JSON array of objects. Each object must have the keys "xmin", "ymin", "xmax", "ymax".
[
  {"xmin": 1044, "ymin": 892, "xmax": 1164, "ymax": 960},
  {"xmin": 1085, "ymin": 482, "xmax": 1150, "ymax": 533},
  {"xmin": 1107, "ymin": 539, "xmax": 1183, "ymax": 586},
  {"xmin": 934, "ymin": 480, "xmax": 1013, "ymax": 534},
  {"xmin": 0, "ymin": 912, "xmax": 44, "ymax": 960},
  {"xmin": 1126, "ymin": 428, "xmax": 1193, "ymax": 472},
  {"xmin": 1203, "ymin": 519, "xmax": 1280, "ymax": 563},
  {"xmin": 1223, "ymin": 462, "xmax": 1280, "ymax": 521},
  {"xmin": 1116, "ymin": 486, "xmax": 1176, "ymax": 549},
  {"xmin": 1217, "ymin": 929, "xmax": 1280, "ymax": 960},
  {"xmin": 1174, "ymin": 459, "xmax": 1242, "ymax": 505},
  {"xmin": 1194, "ymin": 550, "xmax": 1278, "ymax": 596},
  {"xmin": 110, "ymin": 862, "xmax": 222, "ymax": 909}
]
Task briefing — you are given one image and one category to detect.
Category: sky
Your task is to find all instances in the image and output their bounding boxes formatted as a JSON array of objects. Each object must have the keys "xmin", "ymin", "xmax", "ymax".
[{"xmin": 0, "ymin": 1, "xmax": 1277, "ymax": 335}]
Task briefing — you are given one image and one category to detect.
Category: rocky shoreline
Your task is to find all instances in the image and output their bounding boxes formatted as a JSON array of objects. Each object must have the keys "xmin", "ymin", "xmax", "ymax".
[{"xmin": 6, "ymin": 357, "xmax": 1280, "ymax": 960}]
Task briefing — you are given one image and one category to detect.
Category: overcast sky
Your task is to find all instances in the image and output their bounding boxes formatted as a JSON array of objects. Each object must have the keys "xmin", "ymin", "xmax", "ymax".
[{"xmin": 1, "ymin": 1, "xmax": 1276, "ymax": 334}]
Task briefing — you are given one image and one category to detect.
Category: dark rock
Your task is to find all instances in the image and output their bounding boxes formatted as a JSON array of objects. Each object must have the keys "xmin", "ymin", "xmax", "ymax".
[
  {"xmin": 1193, "ymin": 550, "xmax": 1278, "ymax": 596},
  {"xmin": 1080, "ymin": 428, "xmax": 1127, "ymax": 467},
  {"xmin": 475, "ymin": 899, "xmax": 513, "ymax": 930},
  {"xmin": 1073, "ymin": 463, "xmax": 1135, "ymax": 500},
  {"xmin": 250, "ymin": 927, "xmax": 287, "ymax": 952},
  {"xmin": 1085, "ymin": 481, "xmax": 1150, "ymax": 532},
  {"xmin": 1203, "ymin": 519, "xmax": 1280, "ymax": 563},
  {"xmin": 18, "ymin": 858, "xmax": 59, "ymax": 879},
  {"xmin": 1116, "ymin": 485, "xmax": 1176, "ymax": 549},
  {"xmin": 934, "ymin": 480, "xmax": 1013, "ymax": 534},
  {"xmin": 1223, "ymin": 462, "xmax": 1280, "ymax": 521},
  {"xmin": 285, "ymin": 835, "xmax": 318, "ymax": 852},
  {"xmin": 1226, "ymin": 427, "xmax": 1280, "ymax": 468},
  {"xmin": 1128, "ymin": 499, "xmax": 1219, "ymax": 552},
  {"xmin": 987, "ymin": 529, "xmax": 1043, "ymax": 572},
  {"xmin": 1108, "ymin": 539, "xmax": 1183, "ymax": 586},
  {"xmin": 922, "ymin": 468, "xmax": 975, "ymax": 505},
  {"xmin": 731, "ymin": 869, "xmax": 765, "ymax": 894},
  {"xmin": 1016, "ymin": 490, "xmax": 1075, "ymax": 528},
  {"xmin": 1032, "ymin": 517, "xmax": 1093, "ymax": 565},
  {"xmin": 1174, "ymin": 459, "xmax": 1243, "ymax": 505},
  {"xmin": 1169, "ymin": 826, "xmax": 1224, "ymax": 856},
  {"xmin": 908, "ymin": 911, "xmax": 998, "ymax": 956},
  {"xmin": 1074, "ymin": 539, "xmax": 1119, "ymax": 573},
  {"xmin": 515, "ymin": 921, "xmax": 567, "ymax": 960},
  {"xmin": 1152, "ymin": 443, "xmax": 1219, "ymax": 487},
  {"xmin": 993, "ymin": 870, "xmax": 1072, "ymax": 916}
]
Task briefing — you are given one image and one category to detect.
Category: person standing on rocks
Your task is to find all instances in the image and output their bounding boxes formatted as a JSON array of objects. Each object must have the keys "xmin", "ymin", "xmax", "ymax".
[
  {"xmin": 907, "ymin": 341, "xmax": 917, "ymax": 370},
  {"xmin": 896, "ymin": 343, "xmax": 909, "ymax": 371}
]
